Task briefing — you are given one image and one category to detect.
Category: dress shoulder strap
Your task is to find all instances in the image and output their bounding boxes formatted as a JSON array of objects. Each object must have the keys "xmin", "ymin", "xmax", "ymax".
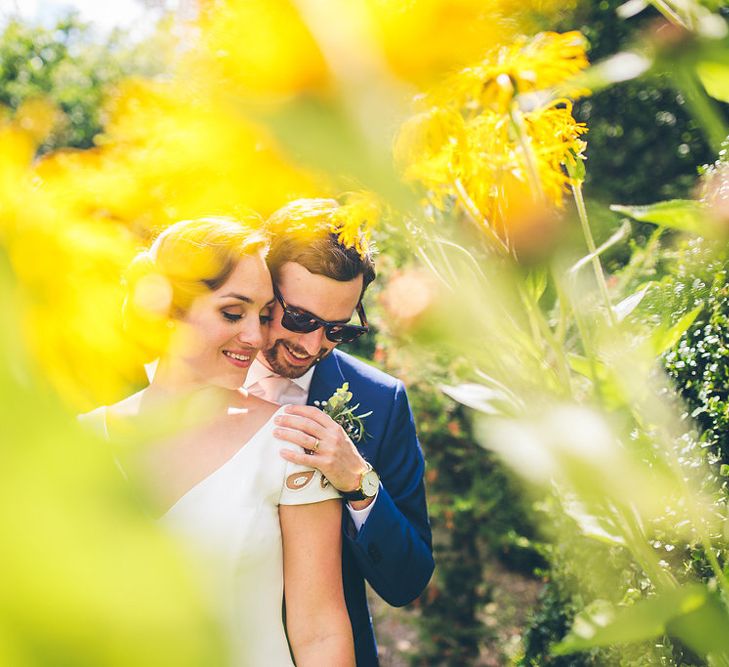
[
  {"xmin": 77, "ymin": 406, "xmax": 110, "ymax": 441},
  {"xmin": 78, "ymin": 407, "xmax": 128, "ymax": 481}
]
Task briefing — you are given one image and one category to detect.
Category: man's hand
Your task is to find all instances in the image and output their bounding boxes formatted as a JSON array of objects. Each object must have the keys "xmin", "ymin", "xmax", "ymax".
[{"xmin": 274, "ymin": 404, "xmax": 373, "ymax": 506}]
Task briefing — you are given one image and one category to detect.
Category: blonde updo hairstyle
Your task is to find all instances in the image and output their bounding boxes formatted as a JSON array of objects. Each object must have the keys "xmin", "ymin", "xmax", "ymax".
[{"xmin": 123, "ymin": 215, "xmax": 269, "ymax": 361}]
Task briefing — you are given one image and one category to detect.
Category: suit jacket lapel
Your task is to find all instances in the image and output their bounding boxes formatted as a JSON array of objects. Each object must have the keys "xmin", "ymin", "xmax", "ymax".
[{"xmin": 307, "ymin": 350, "xmax": 346, "ymax": 406}]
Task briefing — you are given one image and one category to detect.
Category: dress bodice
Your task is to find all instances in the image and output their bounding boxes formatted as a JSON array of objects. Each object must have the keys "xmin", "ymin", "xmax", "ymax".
[{"xmin": 81, "ymin": 405, "xmax": 340, "ymax": 666}]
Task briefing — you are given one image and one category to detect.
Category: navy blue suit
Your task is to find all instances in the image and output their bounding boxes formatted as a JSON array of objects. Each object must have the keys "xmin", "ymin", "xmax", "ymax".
[{"xmin": 307, "ymin": 349, "xmax": 434, "ymax": 666}]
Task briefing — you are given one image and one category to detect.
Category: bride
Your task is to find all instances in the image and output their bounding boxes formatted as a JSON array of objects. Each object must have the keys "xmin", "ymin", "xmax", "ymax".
[{"xmin": 82, "ymin": 216, "xmax": 355, "ymax": 666}]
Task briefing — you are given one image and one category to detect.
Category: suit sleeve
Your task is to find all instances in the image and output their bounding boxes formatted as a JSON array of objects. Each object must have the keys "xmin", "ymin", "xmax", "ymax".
[{"xmin": 343, "ymin": 381, "xmax": 434, "ymax": 607}]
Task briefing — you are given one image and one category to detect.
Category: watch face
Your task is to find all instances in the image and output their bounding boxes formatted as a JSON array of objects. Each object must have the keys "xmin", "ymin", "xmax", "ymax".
[{"xmin": 361, "ymin": 470, "xmax": 379, "ymax": 497}]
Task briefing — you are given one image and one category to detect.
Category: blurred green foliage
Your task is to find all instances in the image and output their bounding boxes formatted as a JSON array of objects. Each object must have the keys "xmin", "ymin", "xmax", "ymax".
[
  {"xmin": 564, "ymin": 0, "xmax": 721, "ymax": 206},
  {"xmin": 0, "ymin": 13, "xmax": 167, "ymax": 153},
  {"xmin": 522, "ymin": 213, "xmax": 729, "ymax": 664},
  {"xmin": 665, "ymin": 255, "xmax": 729, "ymax": 467},
  {"xmin": 380, "ymin": 3, "xmax": 729, "ymax": 661},
  {"xmin": 406, "ymin": 371, "xmax": 537, "ymax": 665},
  {"xmin": 4, "ymin": 3, "xmax": 729, "ymax": 665},
  {"xmin": 362, "ymin": 249, "xmax": 543, "ymax": 665},
  {"xmin": 0, "ymin": 249, "xmax": 224, "ymax": 666}
]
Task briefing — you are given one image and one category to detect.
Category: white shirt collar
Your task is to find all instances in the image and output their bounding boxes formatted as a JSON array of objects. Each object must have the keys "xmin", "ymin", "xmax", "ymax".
[{"xmin": 244, "ymin": 356, "xmax": 316, "ymax": 394}]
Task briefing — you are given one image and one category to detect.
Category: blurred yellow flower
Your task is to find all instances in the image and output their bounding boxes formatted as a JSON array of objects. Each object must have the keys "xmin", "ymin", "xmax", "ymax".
[
  {"xmin": 329, "ymin": 191, "xmax": 381, "ymax": 257},
  {"xmin": 266, "ymin": 193, "xmax": 379, "ymax": 259},
  {"xmin": 185, "ymin": 0, "xmax": 330, "ymax": 97},
  {"xmin": 394, "ymin": 31, "xmax": 589, "ymax": 254},
  {"xmin": 0, "ymin": 73, "xmax": 325, "ymax": 409},
  {"xmin": 432, "ymin": 31, "xmax": 589, "ymax": 112},
  {"xmin": 365, "ymin": 0, "xmax": 577, "ymax": 84},
  {"xmin": 14, "ymin": 98, "xmax": 61, "ymax": 143},
  {"xmin": 394, "ymin": 107, "xmax": 466, "ymax": 201}
]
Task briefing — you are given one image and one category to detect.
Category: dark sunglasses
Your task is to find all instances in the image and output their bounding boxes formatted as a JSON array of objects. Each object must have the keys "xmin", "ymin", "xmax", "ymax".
[{"xmin": 273, "ymin": 286, "xmax": 369, "ymax": 343}]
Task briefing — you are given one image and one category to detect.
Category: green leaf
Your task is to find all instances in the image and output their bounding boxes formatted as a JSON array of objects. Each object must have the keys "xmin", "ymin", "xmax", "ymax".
[
  {"xmin": 559, "ymin": 51, "xmax": 652, "ymax": 96},
  {"xmin": 566, "ymin": 151, "xmax": 586, "ymax": 182},
  {"xmin": 554, "ymin": 584, "xmax": 729, "ymax": 660},
  {"xmin": 440, "ymin": 383, "xmax": 517, "ymax": 417},
  {"xmin": 610, "ymin": 200, "xmax": 710, "ymax": 235},
  {"xmin": 525, "ymin": 268, "xmax": 548, "ymax": 303},
  {"xmin": 696, "ymin": 61, "xmax": 729, "ymax": 103},
  {"xmin": 569, "ymin": 220, "xmax": 631, "ymax": 276},
  {"xmin": 650, "ymin": 305, "xmax": 703, "ymax": 356},
  {"xmin": 566, "ymin": 355, "xmax": 625, "ymax": 410},
  {"xmin": 562, "ymin": 497, "xmax": 626, "ymax": 546},
  {"xmin": 613, "ymin": 284, "xmax": 651, "ymax": 322},
  {"xmin": 567, "ymin": 354, "xmax": 613, "ymax": 383}
]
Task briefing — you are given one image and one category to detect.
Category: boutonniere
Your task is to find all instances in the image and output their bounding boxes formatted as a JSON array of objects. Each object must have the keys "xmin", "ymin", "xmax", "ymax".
[{"xmin": 315, "ymin": 382, "xmax": 372, "ymax": 443}]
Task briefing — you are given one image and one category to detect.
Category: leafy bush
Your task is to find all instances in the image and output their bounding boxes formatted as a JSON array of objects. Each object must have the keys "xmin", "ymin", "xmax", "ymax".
[
  {"xmin": 566, "ymin": 0, "xmax": 717, "ymax": 206},
  {"xmin": 0, "ymin": 13, "xmax": 166, "ymax": 152},
  {"xmin": 521, "ymin": 236, "xmax": 729, "ymax": 665},
  {"xmin": 379, "ymin": 346, "xmax": 541, "ymax": 666}
]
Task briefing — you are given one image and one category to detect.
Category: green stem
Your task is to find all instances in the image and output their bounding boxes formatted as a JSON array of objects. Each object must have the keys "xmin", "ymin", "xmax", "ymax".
[
  {"xmin": 568, "ymin": 286, "xmax": 605, "ymax": 406},
  {"xmin": 433, "ymin": 232, "xmax": 459, "ymax": 286},
  {"xmin": 618, "ymin": 503, "xmax": 678, "ymax": 591},
  {"xmin": 452, "ymin": 178, "xmax": 513, "ymax": 257},
  {"xmin": 571, "ymin": 181, "xmax": 618, "ymax": 327},
  {"xmin": 673, "ymin": 64, "xmax": 729, "ymax": 154},
  {"xmin": 518, "ymin": 285, "xmax": 573, "ymax": 396},
  {"xmin": 700, "ymin": 534, "xmax": 729, "ymax": 595},
  {"xmin": 552, "ymin": 268, "xmax": 571, "ymax": 347},
  {"xmin": 508, "ymin": 104, "xmax": 545, "ymax": 202},
  {"xmin": 647, "ymin": 0, "xmax": 688, "ymax": 28}
]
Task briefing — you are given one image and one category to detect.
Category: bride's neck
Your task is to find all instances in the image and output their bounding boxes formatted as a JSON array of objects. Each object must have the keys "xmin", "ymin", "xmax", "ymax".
[{"xmin": 145, "ymin": 358, "xmax": 240, "ymax": 416}]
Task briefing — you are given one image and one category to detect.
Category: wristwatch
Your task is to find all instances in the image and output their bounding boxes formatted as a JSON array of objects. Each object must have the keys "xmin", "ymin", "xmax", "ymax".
[{"xmin": 341, "ymin": 463, "xmax": 380, "ymax": 501}]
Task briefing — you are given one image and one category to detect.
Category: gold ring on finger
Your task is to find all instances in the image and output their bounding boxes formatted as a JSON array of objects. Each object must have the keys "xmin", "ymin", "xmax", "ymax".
[{"xmin": 312, "ymin": 438, "xmax": 320, "ymax": 452}]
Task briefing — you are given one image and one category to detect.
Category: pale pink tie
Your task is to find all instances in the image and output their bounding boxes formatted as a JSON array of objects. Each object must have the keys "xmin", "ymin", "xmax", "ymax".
[{"xmin": 248, "ymin": 375, "xmax": 293, "ymax": 404}]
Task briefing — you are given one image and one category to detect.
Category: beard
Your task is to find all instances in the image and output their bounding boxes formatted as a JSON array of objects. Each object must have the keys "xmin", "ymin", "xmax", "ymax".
[{"xmin": 262, "ymin": 339, "xmax": 332, "ymax": 379}]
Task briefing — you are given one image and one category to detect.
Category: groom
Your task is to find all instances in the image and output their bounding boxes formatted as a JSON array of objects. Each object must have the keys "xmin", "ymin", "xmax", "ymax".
[{"xmin": 245, "ymin": 199, "xmax": 434, "ymax": 666}]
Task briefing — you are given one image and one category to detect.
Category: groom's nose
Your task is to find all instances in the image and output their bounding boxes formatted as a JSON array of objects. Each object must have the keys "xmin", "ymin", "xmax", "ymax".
[{"xmin": 299, "ymin": 327, "xmax": 325, "ymax": 356}]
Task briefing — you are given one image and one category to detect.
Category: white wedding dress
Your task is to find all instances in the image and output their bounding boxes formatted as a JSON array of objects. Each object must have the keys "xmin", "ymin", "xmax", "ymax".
[{"xmin": 81, "ymin": 405, "xmax": 340, "ymax": 666}]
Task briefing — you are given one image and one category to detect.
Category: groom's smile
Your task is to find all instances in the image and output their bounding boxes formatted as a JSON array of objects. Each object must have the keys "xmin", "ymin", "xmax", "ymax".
[
  {"xmin": 261, "ymin": 261, "xmax": 363, "ymax": 379},
  {"xmin": 280, "ymin": 340, "xmax": 318, "ymax": 366}
]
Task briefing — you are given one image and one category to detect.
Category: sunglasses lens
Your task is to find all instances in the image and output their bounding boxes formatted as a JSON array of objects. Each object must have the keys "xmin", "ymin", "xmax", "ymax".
[
  {"xmin": 276, "ymin": 293, "xmax": 368, "ymax": 343},
  {"xmin": 282, "ymin": 310, "xmax": 320, "ymax": 333},
  {"xmin": 325, "ymin": 326, "xmax": 365, "ymax": 343}
]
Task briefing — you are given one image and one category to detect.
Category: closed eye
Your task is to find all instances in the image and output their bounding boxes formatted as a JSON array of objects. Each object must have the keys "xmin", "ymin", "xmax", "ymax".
[{"xmin": 222, "ymin": 312, "xmax": 242, "ymax": 322}]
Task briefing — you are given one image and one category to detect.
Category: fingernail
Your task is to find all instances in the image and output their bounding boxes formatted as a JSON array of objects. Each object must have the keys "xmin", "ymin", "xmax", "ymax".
[{"xmin": 274, "ymin": 416, "xmax": 283, "ymax": 424}]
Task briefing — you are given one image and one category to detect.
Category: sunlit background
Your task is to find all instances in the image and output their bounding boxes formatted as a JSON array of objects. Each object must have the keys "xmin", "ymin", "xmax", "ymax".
[{"xmin": 2, "ymin": 0, "xmax": 729, "ymax": 665}]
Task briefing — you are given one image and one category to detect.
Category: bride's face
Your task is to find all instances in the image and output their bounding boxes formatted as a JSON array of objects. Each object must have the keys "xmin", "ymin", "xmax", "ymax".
[{"xmin": 168, "ymin": 251, "xmax": 275, "ymax": 390}]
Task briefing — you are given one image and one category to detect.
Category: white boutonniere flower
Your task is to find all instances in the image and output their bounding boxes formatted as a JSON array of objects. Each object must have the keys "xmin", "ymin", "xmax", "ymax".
[{"xmin": 314, "ymin": 382, "xmax": 372, "ymax": 443}]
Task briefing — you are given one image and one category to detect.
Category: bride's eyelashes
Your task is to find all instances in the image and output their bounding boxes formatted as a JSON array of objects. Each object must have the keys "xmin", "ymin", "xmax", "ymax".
[{"xmin": 221, "ymin": 309, "xmax": 273, "ymax": 324}]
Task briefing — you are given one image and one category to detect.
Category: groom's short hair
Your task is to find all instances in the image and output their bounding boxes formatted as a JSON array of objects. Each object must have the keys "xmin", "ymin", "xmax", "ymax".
[{"xmin": 266, "ymin": 198, "xmax": 376, "ymax": 296}]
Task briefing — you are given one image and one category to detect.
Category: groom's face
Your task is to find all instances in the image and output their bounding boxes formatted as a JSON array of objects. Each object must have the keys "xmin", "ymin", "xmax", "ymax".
[{"xmin": 261, "ymin": 261, "xmax": 364, "ymax": 379}]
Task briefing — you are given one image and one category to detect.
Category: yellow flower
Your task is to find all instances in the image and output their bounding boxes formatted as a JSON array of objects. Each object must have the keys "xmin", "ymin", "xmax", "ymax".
[
  {"xmin": 265, "ymin": 193, "xmax": 379, "ymax": 259},
  {"xmin": 394, "ymin": 31, "xmax": 589, "ymax": 253},
  {"xmin": 329, "ymin": 192, "xmax": 381, "ymax": 257},
  {"xmin": 0, "ymin": 74, "xmax": 324, "ymax": 409},
  {"xmin": 365, "ymin": 0, "xmax": 577, "ymax": 84},
  {"xmin": 430, "ymin": 31, "xmax": 589, "ymax": 114},
  {"xmin": 185, "ymin": 0, "xmax": 330, "ymax": 97},
  {"xmin": 393, "ymin": 107, "xmax": 466, "ymax": 196}
]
